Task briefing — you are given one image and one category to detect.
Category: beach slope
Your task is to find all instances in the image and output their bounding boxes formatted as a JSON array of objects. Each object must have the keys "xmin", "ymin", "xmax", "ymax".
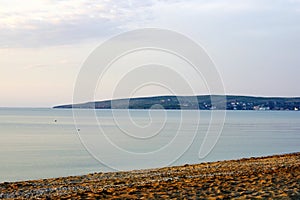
[{"xmin": 0, "ymin": 153, "xmax": 299, "ymax": 199}]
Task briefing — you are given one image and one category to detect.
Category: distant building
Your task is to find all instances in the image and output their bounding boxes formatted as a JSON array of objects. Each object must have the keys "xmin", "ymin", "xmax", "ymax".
[{"xmin": 253, "ymin": 106, "xmax": 260, "ymax": 111}]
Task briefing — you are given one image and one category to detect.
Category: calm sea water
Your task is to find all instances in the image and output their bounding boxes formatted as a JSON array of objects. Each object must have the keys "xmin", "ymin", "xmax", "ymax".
[{"xmin": 0, "ymin": 108, "xmax": 299, "ymax": 182}]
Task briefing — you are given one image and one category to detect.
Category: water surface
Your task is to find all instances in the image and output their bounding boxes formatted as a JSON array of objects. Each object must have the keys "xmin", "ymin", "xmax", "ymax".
[{"xmin": 0, "ymin": 108, "xmax": 299, "ymax": 182}]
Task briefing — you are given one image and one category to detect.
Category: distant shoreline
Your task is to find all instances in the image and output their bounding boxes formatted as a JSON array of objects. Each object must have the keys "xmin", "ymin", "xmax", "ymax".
[
  {"xmin": 54, "ymin": 95, "xmax": 300, "ymax": 111},
  {"xmin": 1, "ymin": 152, "xmax": 299, "ymax": 199}
]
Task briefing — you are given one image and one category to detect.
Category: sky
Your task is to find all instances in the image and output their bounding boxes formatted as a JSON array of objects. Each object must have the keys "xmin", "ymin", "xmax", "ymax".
[{"xmin": 0, "ymin": 0, "xmax": 299, "ymax": 107}]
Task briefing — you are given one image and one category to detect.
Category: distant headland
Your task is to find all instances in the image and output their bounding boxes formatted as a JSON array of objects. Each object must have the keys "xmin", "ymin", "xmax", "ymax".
[{"xmin": 53, "ymin": 95, "xmax": 300, "ymax": 111}]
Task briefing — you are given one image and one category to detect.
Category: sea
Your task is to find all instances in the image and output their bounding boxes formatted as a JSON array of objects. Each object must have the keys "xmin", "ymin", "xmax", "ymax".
[{"xmin": 0, "ymin": 108, "xmax": 299, "ymax": 182}]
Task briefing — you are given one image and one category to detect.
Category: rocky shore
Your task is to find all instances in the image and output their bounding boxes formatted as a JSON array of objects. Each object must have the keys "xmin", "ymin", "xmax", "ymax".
[{"xmin": 1, "ymin": 153, "xmax": 299, "ymax": 199}]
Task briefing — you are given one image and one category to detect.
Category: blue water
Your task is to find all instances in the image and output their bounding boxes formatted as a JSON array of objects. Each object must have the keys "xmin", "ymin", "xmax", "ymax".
[{"xmin": 0, "ymin": 108, "xmax": 299, "ymax": 182}]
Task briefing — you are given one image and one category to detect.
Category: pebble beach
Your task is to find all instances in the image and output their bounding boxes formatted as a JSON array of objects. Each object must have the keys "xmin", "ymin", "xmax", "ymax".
[{"xmin": 0, "ymin": 153, "xmax": 299, "ymax": 199}]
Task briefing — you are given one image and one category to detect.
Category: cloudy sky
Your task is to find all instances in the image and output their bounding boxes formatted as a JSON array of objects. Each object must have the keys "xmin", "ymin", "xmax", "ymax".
[{"xmin": 0, "ymin": 0, "xmax": 299, "ymax": 107}]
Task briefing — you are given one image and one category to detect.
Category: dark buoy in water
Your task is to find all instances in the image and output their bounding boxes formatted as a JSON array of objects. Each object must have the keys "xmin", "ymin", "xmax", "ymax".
[
  {"xmin": 54, "ymin": 119, "xmax": 57, "ymax": 123},
  {"xmin": 77, "ymin": 128, "xmax": 80, "ymax": 131}
]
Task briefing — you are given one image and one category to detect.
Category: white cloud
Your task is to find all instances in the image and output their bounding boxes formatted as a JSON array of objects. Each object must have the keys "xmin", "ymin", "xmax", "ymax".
[
  {"xmin": 0, "ymin": 0, "xmax": 155, "ymax": 47},
  {"xmin": 0, "ymin": 0, "xmax": 125, "ymax": 26},
  {"xmin": 1, "ymin": 0, "xmax": 300, "ymax": 48}
]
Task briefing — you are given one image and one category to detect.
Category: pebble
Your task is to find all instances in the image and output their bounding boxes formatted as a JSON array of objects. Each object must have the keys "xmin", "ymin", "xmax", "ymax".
[{"xmin": 0, "ymin": 153, "xmax": 299, "ymax": 199}]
